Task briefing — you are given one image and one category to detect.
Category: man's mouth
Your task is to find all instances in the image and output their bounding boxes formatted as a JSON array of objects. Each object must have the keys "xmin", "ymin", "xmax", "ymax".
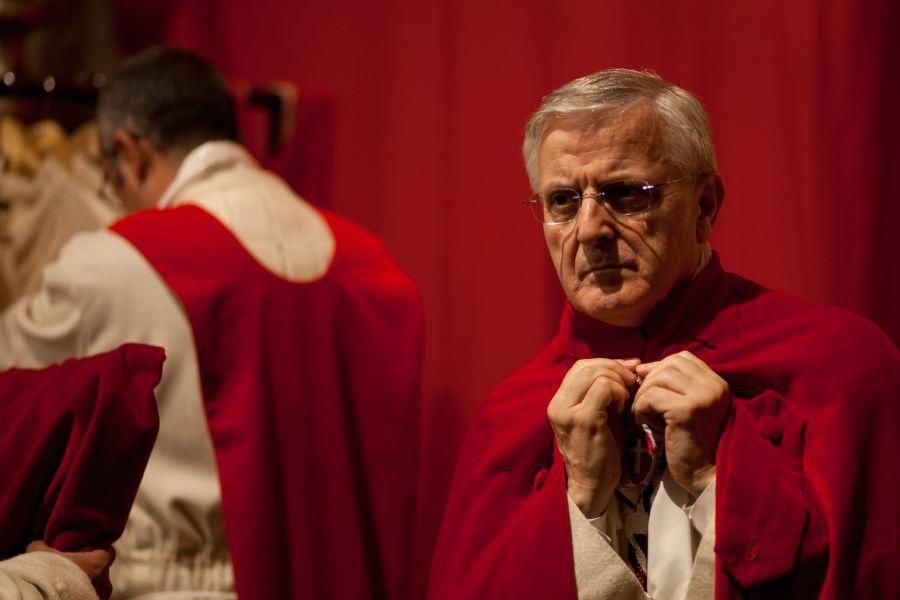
[{"xmin": 580, "ymin": 263, "xmax": 636, "ymax": 277}]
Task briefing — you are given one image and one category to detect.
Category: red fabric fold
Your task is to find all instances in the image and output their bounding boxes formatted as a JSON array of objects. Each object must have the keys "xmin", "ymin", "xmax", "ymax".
[{"xmin": 0, "ymin": 344, "xmax": 164, "ymax": 599}]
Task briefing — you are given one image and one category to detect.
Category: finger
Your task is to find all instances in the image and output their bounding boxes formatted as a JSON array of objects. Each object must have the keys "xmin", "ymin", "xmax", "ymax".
[
  {"xmin": 637, "ymin": 364, "xmax": 695, "ymax": 397},
  {"xmin": 634, "ymin": 384, "xmax": 683, "ymax": 413},
  {"xmin": 77, "ymin": 548, "xmax": 113, "ymax": 572},
  {"xmin": 635, "ymin": 360, "xmax": 659, "ymax": 377},
  {"xmin": 581, "ymin": 375, "xmax": 630, "ymax": 416},
  {"xmin": 66, "ymin": 547, "xmax": 113, "ymax": 580},
  {"xmin": 577, "ymin": 358, "xmax": 637, "ymax": 382},
  {"xmin": 637, "ymin": 352, "xmax": 703, "ymax": 387},
  {"xmin": 616, "ymin": 359, "xmax": 641, "ymax": 387},
  {"xmin": 635, "ymin": 349, "xmax": 712, "ymax": 376},
  {"xmin": 637, "ymin": 355, "xmax": 693, "ymax": 379},
  {"xmin": 550, "ymin": 366, "xmax": 598, "ymax": 413},
  {"xmin": 632, "ymin": 387, "xmax": 668, "ymax": 432},
  {"xmin": 643, "ymin": 354, "xmax": 728, "ymax": 403},
  {"xmin": 556, "ymin": 361, "xmax": 634, "ymax": 406},
  {"xmin": 549, "ymin": 367, "xmax": 630, "ymax": 426},
  {"xmin": 26, "ymin": 541, "xmax": 51, "ymax": 553},
  {"xmin": 670, "ymin": 350, "xmax": 710, "ymax": 371},
  {"xmin": 633, "ymin": 385, "xmax": 683, "ymax": 427},
  {"xmin": 667, "ymin": 352, "xmax": 715, "ymax": 379}
]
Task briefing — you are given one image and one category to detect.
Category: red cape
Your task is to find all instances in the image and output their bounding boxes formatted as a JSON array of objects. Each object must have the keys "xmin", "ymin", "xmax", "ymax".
[
  {"xmin": 0, "ymin": 344, "xmax": 163, "ymax": 599},
  {"xmin": 429, "ymin": 254, "xmax": 900, "ymax": 599},
  {"xmin": 112, "ymin": 205, "xmax": 423, "ymax": 600}
]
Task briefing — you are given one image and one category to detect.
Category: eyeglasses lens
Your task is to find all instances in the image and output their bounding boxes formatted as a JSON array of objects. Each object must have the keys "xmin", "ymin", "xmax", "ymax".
[
  {"xmin": 537, "ymin": 189, "xmax": 580, "ymax": 224},
  {"xmin": 535, "ymin": 181, "xmax": 654, "ymax": 224},
  {"xmin": 600, "ymin": 182, "xmax": 652, "ymax": 215}
]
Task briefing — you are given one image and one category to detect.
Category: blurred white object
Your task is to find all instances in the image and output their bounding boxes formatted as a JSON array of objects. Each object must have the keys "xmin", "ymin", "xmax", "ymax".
[{"xmin": 0, "ymin": 152, "xmax": 122, "ymax": 308}]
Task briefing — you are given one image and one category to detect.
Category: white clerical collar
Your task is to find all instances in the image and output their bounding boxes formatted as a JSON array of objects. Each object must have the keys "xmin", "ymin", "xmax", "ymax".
[{"xmin": 157, "ymin": 140, "xmax": 259, "ymax": 208}]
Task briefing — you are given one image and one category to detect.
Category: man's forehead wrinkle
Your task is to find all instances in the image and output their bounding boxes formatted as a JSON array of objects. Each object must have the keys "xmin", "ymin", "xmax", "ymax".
[{"xmin": 539, "ymin": 111, "xmax": 670, "ymax": 187}]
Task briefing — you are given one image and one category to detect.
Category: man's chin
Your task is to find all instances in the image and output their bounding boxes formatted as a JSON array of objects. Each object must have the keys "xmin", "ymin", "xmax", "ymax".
[{"xmin": 570, "ymin": 291, "xmax": 647, "ymax": 328}]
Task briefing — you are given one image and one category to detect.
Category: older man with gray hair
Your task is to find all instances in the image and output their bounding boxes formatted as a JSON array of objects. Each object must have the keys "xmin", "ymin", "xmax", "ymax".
[{"xmin": 428, "ymin": 69, "xmax": 899, "ymax": 599}]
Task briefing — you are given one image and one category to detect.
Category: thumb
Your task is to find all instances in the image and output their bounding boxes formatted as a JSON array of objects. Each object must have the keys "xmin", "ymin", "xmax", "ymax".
[
  {"xmin": 635, "ymin": 361, "xmax": 660, "ymax": 376},
  {"xmin": 25, "ymin": 541, "xmax": 51, "ymax": 553},
  {"xmin": 67, "ymin": 548, "xmax": 113, "ymax": 580},
  {"xmin": 25, "ymin": 540, "xmax": 113, "ymax": 580}
]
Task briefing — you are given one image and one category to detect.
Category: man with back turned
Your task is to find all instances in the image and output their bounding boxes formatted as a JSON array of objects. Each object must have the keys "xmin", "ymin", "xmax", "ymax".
[{"xmin": 0, "ymin": 47, "xmax": 423, "ymax": 600}]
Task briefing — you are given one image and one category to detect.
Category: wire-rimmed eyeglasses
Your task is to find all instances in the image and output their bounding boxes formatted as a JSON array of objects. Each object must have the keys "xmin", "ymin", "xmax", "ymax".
[
  {"xmin": 96, "ymin": 153, "xmax": 119, "ymax": 205},
  {"xmin": 96, "ymin": 133, "xmax": 139, "ymax": 205},
  {"xmin": 521, "ymin": 178, "xmax": 687, "ymax": 225}
]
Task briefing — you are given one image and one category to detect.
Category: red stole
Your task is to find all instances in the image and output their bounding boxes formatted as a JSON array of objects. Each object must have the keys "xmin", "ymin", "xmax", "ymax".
[
  {"xmin": 112, "ymin": 205, "xmax": 423, "ymax": 600},
  {"xmin": 428, "ymin": 253, "xmax": 900, "ymax": 599},
  {"xmin": 0, "ymin": 344, "xmax": 163, "ymax": 600}
]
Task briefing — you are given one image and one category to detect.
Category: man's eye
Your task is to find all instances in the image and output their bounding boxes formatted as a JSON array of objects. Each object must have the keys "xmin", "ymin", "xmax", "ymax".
[
  {"xmin": 546, "ymin": 190, "xmax": 578, "ymax": 207},
  {"xmin": 601, "ymin": 182, "xmax": 642, "ymax": 201}
]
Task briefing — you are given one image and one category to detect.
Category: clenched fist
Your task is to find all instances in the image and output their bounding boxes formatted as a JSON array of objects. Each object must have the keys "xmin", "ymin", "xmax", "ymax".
[
  {"xmin": 633, "ymin": 351, "xmax": 731, "ymax": 496},
  {"xmin": 26, "ymin": 541, "xmax": 113, "ymax": 580},
  {"xmin": 547, "ymin": 358, "xmax": 638, "ymax": 518}
]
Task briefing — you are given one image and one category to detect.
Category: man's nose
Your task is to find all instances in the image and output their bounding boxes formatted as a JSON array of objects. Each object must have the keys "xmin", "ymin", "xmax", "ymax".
[{"xmin": 575, "ymin": 197, "xmax": 618, "ymax": 244}]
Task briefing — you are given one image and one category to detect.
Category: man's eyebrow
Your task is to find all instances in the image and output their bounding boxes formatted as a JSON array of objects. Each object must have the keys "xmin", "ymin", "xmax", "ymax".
[{"xmin": 541, "ymin": 179, "xmax": 573, "ymax": 190}]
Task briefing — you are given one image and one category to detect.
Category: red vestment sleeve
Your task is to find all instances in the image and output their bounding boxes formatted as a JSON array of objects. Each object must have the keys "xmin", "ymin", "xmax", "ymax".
[
  {"xmin": 428, "ymin": 351, "xmax": 579, "ymax": 600},
  {"xmin": 715, "ymin": 390, "xmax": 812, "ymax": 592},
  {"xmin": 0, "ymin": 344, "xmax": 163, "ymax": 599},
  {"xmin": 712, "ymin": 312, "xmax": 900, "ymax": 598}
]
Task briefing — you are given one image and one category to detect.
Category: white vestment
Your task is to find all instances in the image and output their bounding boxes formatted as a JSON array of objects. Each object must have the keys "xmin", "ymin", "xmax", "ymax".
[
  {"xmin": 0, "ymin": 552, "xmax": 97, "ymax": 600},
  {"xmin": 570, "ymin": 472, "xmax": 716, "ymax": 600}
]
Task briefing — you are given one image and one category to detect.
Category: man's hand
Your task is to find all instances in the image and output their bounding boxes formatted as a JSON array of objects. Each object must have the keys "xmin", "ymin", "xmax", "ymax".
[
  {"xmin": 26, "ymin": 541, "xmax": 113, "ymax": 580},
  {"xmin": 548, "ymin": 358, "xmax": 638, "ymax": 518},
  {"xmin": 634, "ymin": 351, "xmax": 731, "ymax": 496}
]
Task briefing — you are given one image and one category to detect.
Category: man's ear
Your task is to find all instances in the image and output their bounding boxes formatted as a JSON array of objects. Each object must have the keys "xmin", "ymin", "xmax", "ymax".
[
  {"xmin": 695, "ymin": 173, "xmax": 724, "ymax": 244},
  {"xmin": 112, "ymin": 130, "xmax": 148, "ymax": 186}
]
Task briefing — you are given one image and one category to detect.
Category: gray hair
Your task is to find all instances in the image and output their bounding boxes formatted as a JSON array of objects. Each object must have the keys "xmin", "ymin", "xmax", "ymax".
[
  {"xmin": 522, "ymin": 68, "xmax": 716, "ymax": 191},
  {"xmin": 97, "ymin": 46, "xmax": 238, "ymax": 159}
]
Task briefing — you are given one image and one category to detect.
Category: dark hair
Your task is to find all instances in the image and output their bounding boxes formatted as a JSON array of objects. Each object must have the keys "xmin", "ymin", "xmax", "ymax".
[{"xmin": 97, "ymin": 46, "xmax": 238, "ymax": 156}]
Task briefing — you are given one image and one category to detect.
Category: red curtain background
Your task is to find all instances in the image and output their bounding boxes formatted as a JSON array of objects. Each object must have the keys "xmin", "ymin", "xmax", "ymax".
[{"xmin": 111, "ymin": 1, "xmax": 900, "ymax": 595}]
